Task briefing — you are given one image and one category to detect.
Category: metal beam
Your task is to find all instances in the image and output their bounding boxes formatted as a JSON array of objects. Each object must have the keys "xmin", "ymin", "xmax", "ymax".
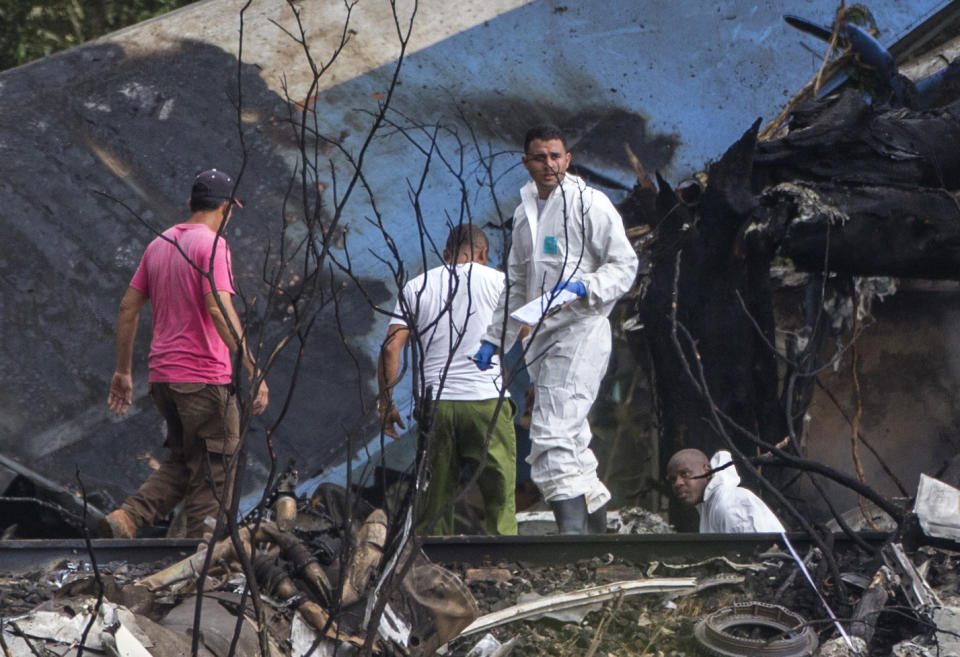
[
  {"xmin": 891, "ymin": 0, "xmax": 960, "ymax": 63},
  {"xmin": 0, "ymin": 532, "xmax": 891, "ymax": 572}
]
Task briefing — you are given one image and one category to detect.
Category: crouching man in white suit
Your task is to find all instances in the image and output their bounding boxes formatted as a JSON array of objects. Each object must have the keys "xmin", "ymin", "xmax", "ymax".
[{"xmin": 666, "ymin": 448, "xmax": 785, "ymax": 533}]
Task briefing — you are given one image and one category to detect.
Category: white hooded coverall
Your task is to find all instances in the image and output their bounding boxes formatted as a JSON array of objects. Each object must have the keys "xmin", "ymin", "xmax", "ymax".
[
  {"xmin": 698, "ymin": 451, "xmax": 785, "ymax": 533},
  {"xmin": 484, "ymin": 174, "xmax": 638, "ymax": 512}
]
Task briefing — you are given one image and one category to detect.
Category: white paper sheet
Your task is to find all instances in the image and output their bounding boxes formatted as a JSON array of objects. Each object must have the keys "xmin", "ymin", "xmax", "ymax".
[
  {"xmin": 510, "ymin": 289, "xmax": 580, "ymax": 326},
  {"xmin": 916, "ymin": 473, "xmax": 960, "ymax": 540}
]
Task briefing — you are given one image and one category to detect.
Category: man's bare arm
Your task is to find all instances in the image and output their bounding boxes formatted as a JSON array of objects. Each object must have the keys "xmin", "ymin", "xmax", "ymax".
[
  {"xmin": 108, "ymin": 287, "xmax": 149, "ymax": 416},
  {"xmin": 377, "ymin": 324, "xmax": 409, "ymax": 438},
  {"xmin": 204, "ymin": 290, "xmax": 269, "ymax": 414}
]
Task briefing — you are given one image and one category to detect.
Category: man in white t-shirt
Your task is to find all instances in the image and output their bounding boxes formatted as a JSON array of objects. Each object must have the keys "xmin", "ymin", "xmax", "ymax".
[{"xmin": 378, "ymin": 225, "xmax": 517, "ymax": 535}]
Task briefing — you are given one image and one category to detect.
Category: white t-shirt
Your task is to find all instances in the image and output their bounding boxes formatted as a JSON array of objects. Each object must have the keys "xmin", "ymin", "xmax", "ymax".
[{"xmin": 391, "ymin": 262, "xmax": 508, "ymax": 401}]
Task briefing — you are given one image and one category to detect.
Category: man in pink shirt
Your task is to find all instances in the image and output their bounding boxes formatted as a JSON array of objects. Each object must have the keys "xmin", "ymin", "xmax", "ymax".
[{"xmin": 101, "ymin": 169, "xmax": 268, "ymax": 539}]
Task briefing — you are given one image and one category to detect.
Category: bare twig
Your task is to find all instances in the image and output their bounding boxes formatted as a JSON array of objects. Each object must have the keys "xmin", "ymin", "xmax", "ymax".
[
  {"xmin": 585, "ymin": 592, "xmax": 624, "ymax": 657},
  {"xmin": 75, "ymin": 468, "xmax": 104, "ymax": 657}
]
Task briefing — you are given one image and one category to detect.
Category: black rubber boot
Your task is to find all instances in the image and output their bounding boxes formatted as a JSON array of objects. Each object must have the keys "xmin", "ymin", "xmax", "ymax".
[
  {"xmin": 587, "ymin": 503, "xmax": 608, "ymax": 534},
  {"xmin": 550, "ymin": 495, "xmax": 588, "ymax": 535}
]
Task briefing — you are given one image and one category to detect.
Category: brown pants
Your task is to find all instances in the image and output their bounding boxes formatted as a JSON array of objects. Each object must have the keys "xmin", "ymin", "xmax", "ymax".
[{"xmin": 121, "ymin": 382, "xmax": 240, "ymax": 538}]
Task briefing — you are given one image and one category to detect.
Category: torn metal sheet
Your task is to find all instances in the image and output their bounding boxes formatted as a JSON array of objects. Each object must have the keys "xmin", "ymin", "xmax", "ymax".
[
  {"xmin": 2, "ymin": 599, "xmax": 152, "ymax": 657},
  {"xmin": 460, "ymin": 577, "xmax": 700, "ymax": 637},
  {"xmin": 512, "ymin": 590, "xmax": 602, "ymax": 624},
  {"xmin": 884, "ymin": 542, "xmax": 942, "ymax": 620}
]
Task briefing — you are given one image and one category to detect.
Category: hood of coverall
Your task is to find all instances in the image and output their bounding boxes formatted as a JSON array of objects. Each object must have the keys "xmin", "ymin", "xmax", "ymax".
[{"xmin": 701, "ymin": 450, "xmax": 740, "ymax": 504}]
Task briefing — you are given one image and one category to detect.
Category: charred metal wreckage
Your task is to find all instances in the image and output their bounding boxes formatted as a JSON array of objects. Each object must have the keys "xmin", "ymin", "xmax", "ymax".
[
  {"xmin": 2, "ymin": 483, "xmax": 480, "ymax": 657},
  {"xmin": 4, "ymin": 478, "xmax": 960, "ymax": 657},
  {"xmin": 8, "ymin": 6, "xmax": 960, "ymax": 657},
  {"xmin": 630, "ymin": 7, "xmax": 960, "ymax": 529}
]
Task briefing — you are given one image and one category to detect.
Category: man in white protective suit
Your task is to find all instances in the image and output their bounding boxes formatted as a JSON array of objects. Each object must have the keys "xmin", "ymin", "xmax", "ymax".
[
  {"xmin": 666, "ymin": 448, "xmax": 785, "ymax": 533},
  {"xmin": 472, "ymin": 124, "xmax": 639, "ymax": 534}
]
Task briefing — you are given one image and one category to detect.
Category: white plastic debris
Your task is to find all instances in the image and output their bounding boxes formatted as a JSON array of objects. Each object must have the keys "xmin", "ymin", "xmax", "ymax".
[
  {"xmin": 915, "ymin": 474, "xmax": 960, "ymax": 541},
  {"xmin": 464, "ymin": 633, "xmax": 518, "ymax": 657},
  {"xmin": 466, "ymin": 633, "xmax": 503, "ymax": 657},
  {"xmin": 377, "ymin": 602, "xmax": 411, "ymax": 648},
  {"xmin": 289, "ymin": 612, "xmax": 338, "ymax": 657}
]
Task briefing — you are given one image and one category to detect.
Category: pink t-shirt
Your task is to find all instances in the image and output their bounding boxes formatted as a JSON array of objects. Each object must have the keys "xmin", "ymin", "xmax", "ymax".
[{"xmin": 130, "ymin": 223, "xmax": 236, "ymax": 384}]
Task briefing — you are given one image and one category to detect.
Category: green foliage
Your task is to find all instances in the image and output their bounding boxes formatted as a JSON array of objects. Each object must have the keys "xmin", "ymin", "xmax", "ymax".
[
  {"xmin": 843, "ymin": 4, "xmax": 879, "ymax": 33},
  {"xmin": 0, "ymin": 0, "xmax": 195, "ymax": 71}
]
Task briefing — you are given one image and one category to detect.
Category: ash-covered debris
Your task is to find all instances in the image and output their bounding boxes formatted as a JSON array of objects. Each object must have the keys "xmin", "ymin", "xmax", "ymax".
[
  {"xmin": 1, "ymin": 482, "xmax": 477, "ymax": 657},
  {"xmin": 7, "ymin": 479, "xmax": 960, "ymax": 655},
  {"xmin": 516, "ymin": 506, "xmax": 674, "ymax": 536},
  {"xmin": 442, "ymin": 549, "xmax": 803, "ymax": 656},
  {"xmin": 440, "ymin": 533, "xmax": 960, "ymax": 657},
  {"xmin": 615, "ymin": 506, "xmax": 675, "ymax": 534},
  {"xmin": 4, "ymin": 525, "xmax": 960, "ymax": 655}
]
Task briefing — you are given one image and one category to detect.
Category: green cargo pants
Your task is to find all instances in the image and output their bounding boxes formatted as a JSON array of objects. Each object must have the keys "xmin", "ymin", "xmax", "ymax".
[{"xmin": 417, "ymin": 398, "xmax": 517, "ymax": 536}]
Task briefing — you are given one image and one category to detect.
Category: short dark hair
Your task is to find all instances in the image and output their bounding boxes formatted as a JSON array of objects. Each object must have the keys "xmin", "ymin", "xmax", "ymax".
[
  {"xmin": 189, "ymin": 196, "xmax": 228, "ymax": 212},
  {"xmin": 444, "ymin": 224, "xmax": 488, "ymax": 259},
  {"xmin": 523, "ymin": 124, "xmax": 567, "ymax": 152}
]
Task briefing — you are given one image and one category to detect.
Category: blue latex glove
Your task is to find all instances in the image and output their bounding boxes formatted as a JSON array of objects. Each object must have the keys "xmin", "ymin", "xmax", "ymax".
[
  {"xmin": 550, "ymin": 280, "xmax": 586, "ymax": 298},
  {"xmin": 471, "ymin": 340, "xmax": 497, "ymax": 371}
]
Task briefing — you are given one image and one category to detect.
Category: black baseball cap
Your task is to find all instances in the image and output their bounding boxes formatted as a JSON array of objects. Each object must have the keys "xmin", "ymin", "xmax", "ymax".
[{"xmin": 191, "ymin": 169, "xmax": 243, "ymax": 207}]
